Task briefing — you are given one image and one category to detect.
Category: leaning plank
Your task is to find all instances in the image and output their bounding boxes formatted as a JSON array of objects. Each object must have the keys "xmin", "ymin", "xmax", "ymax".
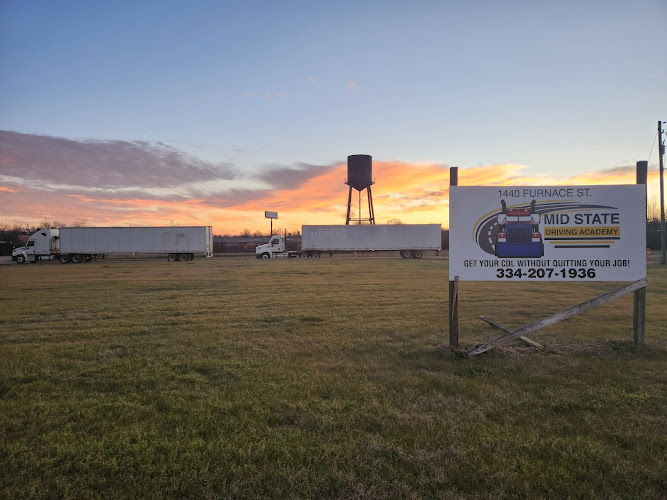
[
  {"xmin": 469, "ymin": 278, "xmax": 648, "ymax": 356},
  {"xmin": 478, "ymin": 315, "xmax": 542, "ymax": 348}
]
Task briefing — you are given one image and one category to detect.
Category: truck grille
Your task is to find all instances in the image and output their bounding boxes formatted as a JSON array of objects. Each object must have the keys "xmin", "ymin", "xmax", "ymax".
[{"xmin": 507, "ymin": 225, "xmax": 531, "ymax": 244}]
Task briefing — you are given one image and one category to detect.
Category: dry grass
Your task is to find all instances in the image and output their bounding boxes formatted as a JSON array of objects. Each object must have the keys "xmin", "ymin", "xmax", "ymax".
[{"xmin": 0, "ymin": 255, "xmax": 666, "ymax": 498}]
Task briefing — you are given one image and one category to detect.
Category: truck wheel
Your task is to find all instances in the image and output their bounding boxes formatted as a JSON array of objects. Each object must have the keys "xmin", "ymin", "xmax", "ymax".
[
  {"xmin": 178, "ymin": 253, "xmax": 188, "ymax": 262},
  {"xmin": 59, "ymin": 255, "xmax": 70, "ymax": 264},
  {"xmin": 313, "ymin": 252, "xmax": 320, "ymax": 258},
  {"xmin": 400, "ymin": 250, "xmax": 411, "ymax": 259},
  {"xmin": 168, "ymin": 254, "xmax": 177, "ymax": 262},
  {"xmin": 16, "ymin": 255, "xmax": 25, "ymax": 264},
  {"xmin": 299, "ymin": 252, "xmax": 307, "ymax": 258},
  {"xmin": 411, "ymin": 250, "xmax": 423, "ymax": 259},
  {"xmin": 71, "ymin": 254, "xmax": 83, "ymax": 264},
  {"xmin": 261, "ymin": 253, "xmax": 271, "ymax": 259}
]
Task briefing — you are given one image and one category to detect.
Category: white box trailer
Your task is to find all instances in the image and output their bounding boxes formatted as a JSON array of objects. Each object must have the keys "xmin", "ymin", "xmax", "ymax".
[
  {"xmin": 303, "ymin": 224, "xmax": 441, "ymax": 254},
  {"xmin": 12, "ymin": 226, "xmax": 213, "ymax": 264},
  {"xmin": 256, "ymin": 224, "xmax": 442, "ymax": 259}
]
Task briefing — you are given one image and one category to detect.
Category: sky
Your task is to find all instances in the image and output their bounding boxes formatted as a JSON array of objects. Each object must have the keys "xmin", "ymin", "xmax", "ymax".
[{"xmin": 1, "ymin": 0, "xmax": 665, "ymax": 234}]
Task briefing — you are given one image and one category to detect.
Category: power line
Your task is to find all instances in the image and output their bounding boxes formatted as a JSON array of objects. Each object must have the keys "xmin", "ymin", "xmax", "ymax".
[{"xmin": 647, "ymin": 128, "xmax": 658, "ymax": 163}]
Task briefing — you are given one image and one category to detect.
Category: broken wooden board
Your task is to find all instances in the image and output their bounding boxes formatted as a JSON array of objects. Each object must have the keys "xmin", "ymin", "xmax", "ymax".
[
  {"xmin": 469, "ymin": 278, "xmax": 648, "ymax": 356},
  {"xmin": 478, "ymin": 315, "xmax": 542, "ymax": 348}
]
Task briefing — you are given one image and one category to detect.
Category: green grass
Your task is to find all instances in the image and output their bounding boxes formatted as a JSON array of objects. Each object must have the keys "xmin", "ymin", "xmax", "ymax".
[{"xmin": 1, "ymin": 257, "xmax": 666, "ymax": 498}]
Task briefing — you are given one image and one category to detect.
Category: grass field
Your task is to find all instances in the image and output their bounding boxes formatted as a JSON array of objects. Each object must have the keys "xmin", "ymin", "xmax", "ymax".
[{"xmin": 1, "ymin": 256, "xmax": 666, "ymax": 499}]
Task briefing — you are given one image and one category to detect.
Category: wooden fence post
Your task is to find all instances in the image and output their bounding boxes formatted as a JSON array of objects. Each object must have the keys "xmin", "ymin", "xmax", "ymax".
[
  {"xmin": 634, "ymin": 161, "xmax": 648, "ymax": 345},
  {"xmin": 449, "ymin": 276, "xmax": 459, "ymax": 347},
  {"xmin": 449, "ymin": 167, "xmax": 459, "ymax": 347},
  {"xmin": 633, "ymin": 287, "xmax": 646, "ymax": 345}
]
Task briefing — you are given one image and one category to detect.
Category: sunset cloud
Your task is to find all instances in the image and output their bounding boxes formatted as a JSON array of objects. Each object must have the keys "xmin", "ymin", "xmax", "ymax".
[
  {"xmin": 0, "ymin": 131, "xmax": 661, "ymax": 233},
  {"xmin": 0, "ymin": 131, "xmax": 238, "ymax": 190},
  {"xmin": 255, "ymin": 162, "xmax": 331, "ymax": 190}
]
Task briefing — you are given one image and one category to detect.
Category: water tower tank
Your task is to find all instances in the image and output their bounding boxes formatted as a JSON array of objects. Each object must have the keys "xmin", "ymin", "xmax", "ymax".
[{"xmin": 347, "ymin": 154, "xmax": 373, "ymax": 191}]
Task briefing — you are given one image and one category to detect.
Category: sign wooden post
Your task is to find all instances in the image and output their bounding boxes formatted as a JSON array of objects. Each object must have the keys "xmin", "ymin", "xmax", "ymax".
[
  {"xmin": 448, "ymin": 167, "xmax": 459, "ymax": 347},
  {"xmin": 634, "ymin": 161, "xmax": 648, "ymax": 345},
  {"xmin": 449, "ymin": 276, "xmax": 459, "ymax": 347}
]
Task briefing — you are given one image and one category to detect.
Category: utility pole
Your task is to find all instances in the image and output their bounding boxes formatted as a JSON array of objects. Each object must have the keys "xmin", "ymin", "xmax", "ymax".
[{"xmin": 660, "ymin": 121, "xmax": 666, "ymax": 265}]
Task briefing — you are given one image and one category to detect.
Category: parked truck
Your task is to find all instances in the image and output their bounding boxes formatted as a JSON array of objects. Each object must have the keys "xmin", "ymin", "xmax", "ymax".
[
  {"xmin": 12, "ymin": 226, "xmax": 213, "ymax": 264},
  {"xmin": 255, "ymin": 224, "xmax": 441, "ymax": 259}
]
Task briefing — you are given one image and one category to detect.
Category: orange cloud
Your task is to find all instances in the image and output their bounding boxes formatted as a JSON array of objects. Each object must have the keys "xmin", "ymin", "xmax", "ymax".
[
  {"xmin": 223, "ymin": 162, "xmax": 535, "ymax": 230},
  {"xmin": 3, "ymin": 131, "xmax": 660, "ymax": 233},
  {"xmin": 1, "ymin": 160, "xmax": 661, "ymax": 234},
  {"xmin": 230, "ymin": 162, "xmax": 661, "ymax": 231}
]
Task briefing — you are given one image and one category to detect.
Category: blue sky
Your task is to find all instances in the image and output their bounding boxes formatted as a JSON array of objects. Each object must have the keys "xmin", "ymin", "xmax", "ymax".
[{"xmin": 0, "ymin": 0, "xmax": 665, "ymax": 231}]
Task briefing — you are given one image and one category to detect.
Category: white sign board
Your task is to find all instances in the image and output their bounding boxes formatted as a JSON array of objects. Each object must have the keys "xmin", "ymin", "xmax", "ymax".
[
  {"xmin": 449, "ymin": 185, "xmax": 646, "ymax": 281},
  {"xmin": 265, "ymin": 211, "xmax": 278, "ymax": 219}
]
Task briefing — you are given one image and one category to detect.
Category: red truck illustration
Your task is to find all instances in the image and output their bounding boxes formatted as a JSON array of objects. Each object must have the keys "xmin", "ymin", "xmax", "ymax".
[{"xmin": 494, "ymin": 199, "xmax": 544, "ymax": 258}]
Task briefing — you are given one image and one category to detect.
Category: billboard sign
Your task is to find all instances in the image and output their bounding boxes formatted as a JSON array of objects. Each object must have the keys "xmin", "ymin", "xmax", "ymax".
[
  {"xmin": 449, "ymin": 185, "xmax": 646, "ymax": 281},
  {"xmin": 265, "ymin": 211, "xmax": 278, "ymax": 219}
]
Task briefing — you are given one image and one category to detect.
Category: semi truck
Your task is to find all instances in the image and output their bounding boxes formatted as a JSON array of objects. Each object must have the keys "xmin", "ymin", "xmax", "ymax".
[
  {"xmin": 12, "ymin": 226, "xmax": 213, "ymax": 264},
  {"xmin": 255, "ymin": 224, "xmax": 441, "ymax": 259},
  {"xmin": 494, "ymin": 199, "xmax": 544, "ymax": 258}
]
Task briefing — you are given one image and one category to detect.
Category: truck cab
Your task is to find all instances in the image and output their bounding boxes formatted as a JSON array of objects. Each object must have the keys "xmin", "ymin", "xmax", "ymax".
[
  {"xmin": 256, "ymin": 235, "xmax": 286, "ymax": 259},
  {"xmin": 494, "ymin": 199, "xmax": 544, "ymax": 258},
  {"xmin": 12, "ymin": 228, "xmax": 60, "ymax": 263},
  {"xmin": 256, "ymin": 234, "xmax": 316, "ymax": 258}
]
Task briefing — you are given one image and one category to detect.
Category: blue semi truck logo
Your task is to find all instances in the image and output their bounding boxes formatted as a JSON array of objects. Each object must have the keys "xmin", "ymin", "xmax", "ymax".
[{"xmin": 494, "ymin": 199, "xmax": 544, "ymax": 258}]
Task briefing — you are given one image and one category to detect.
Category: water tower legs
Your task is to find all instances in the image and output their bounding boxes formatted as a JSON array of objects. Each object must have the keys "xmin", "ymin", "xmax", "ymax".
[
  {"xmin": 345, "ymin": 185, "xmax": 376, "ymax": 225},
  {"xmin": 367, "ymin": 185, "xmax": 375, "ymax": 224}
]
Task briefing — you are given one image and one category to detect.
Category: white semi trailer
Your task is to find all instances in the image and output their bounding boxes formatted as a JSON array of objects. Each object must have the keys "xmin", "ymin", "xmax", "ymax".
[
  {"xmin": 12, "ymin": 226, "xmax": 213, "ymax": 264},
  {"xmin": 255, "ymin": 224, "xmax": 441, "ymax": 259}
]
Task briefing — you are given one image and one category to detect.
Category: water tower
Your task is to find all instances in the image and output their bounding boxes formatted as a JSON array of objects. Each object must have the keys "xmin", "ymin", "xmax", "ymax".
[{"xmin": 345, "ymin": 154, "xmax": 376, "ymax": 225}]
